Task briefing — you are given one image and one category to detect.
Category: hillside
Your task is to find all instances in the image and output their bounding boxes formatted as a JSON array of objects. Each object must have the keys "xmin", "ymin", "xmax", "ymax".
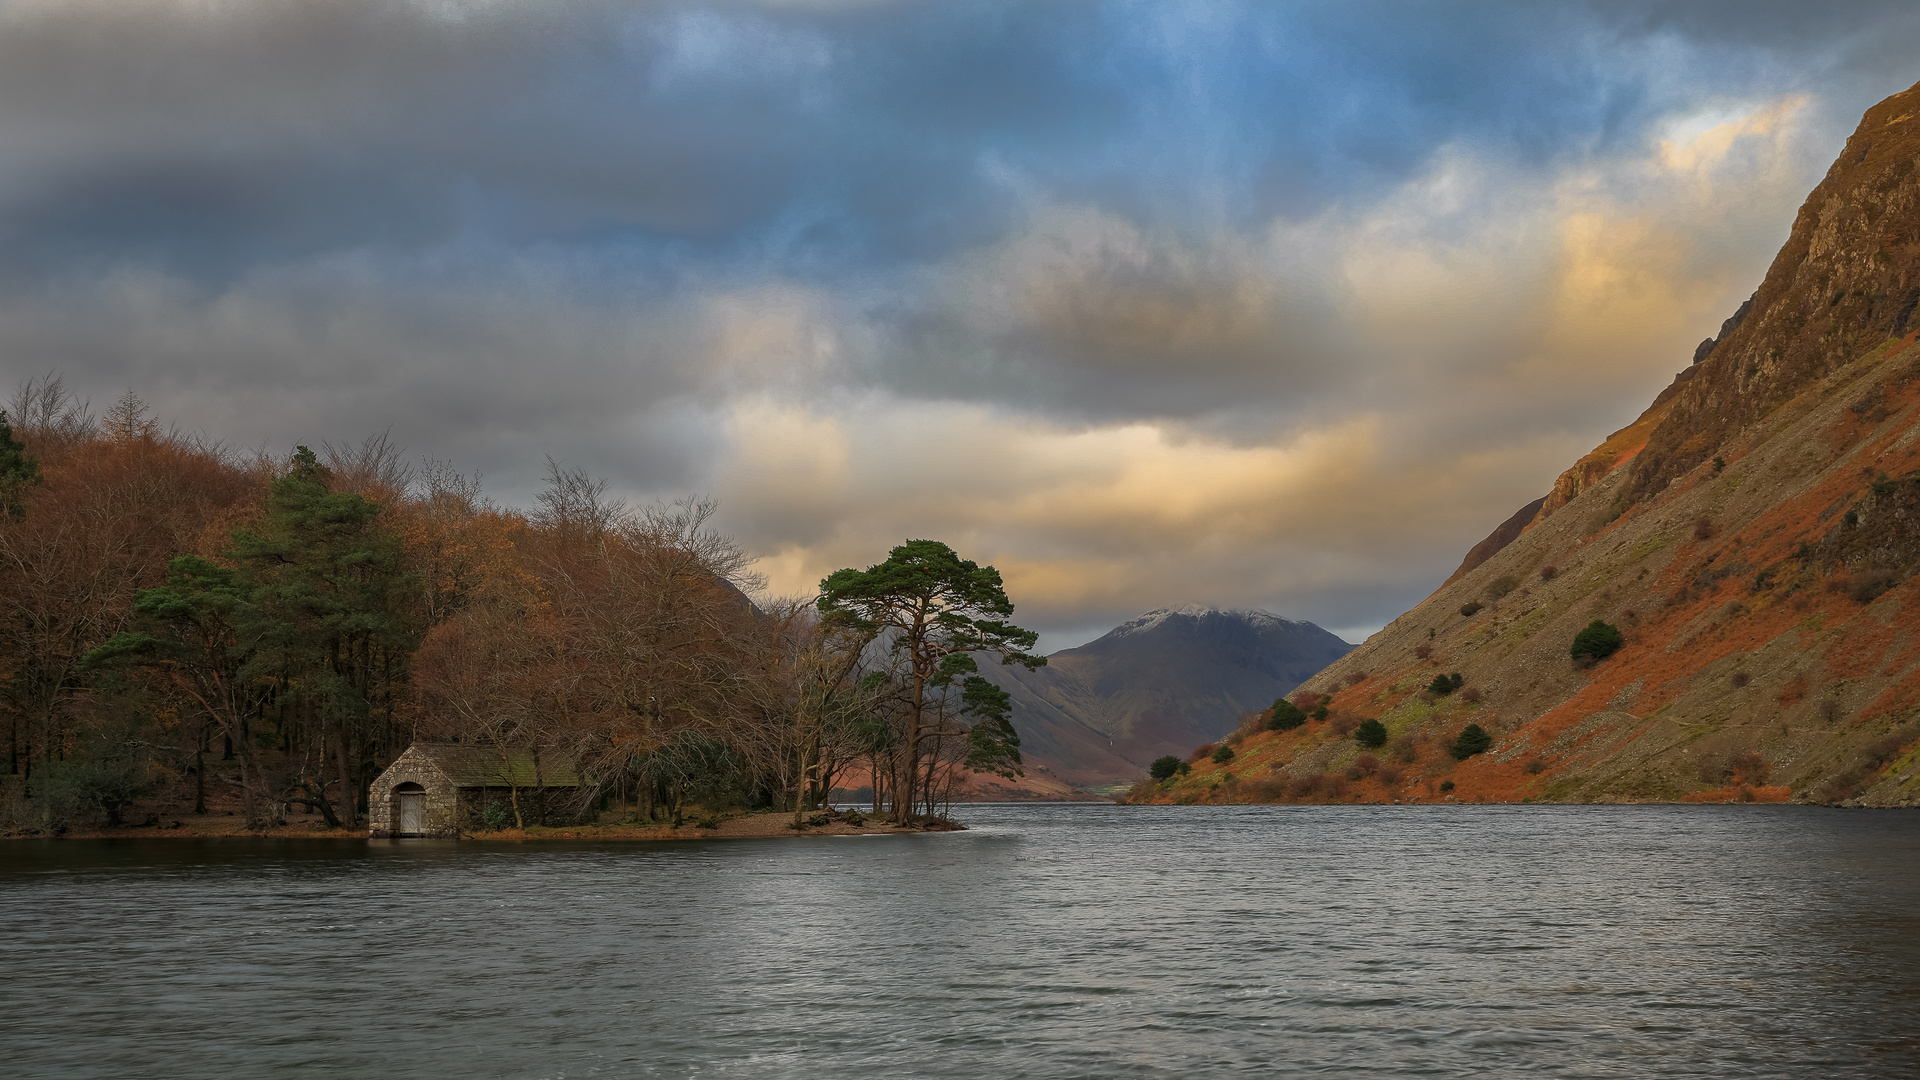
[
  {"xmin": 976, "ymin": 605, "xmax": 1353, "ymax": 792},
  {"xmin": 1138, "ymin": 80, "xmax": 1920, "ymax": 809}
]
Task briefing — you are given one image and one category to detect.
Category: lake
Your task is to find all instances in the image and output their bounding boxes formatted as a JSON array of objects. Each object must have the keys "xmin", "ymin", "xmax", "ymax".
[{"xmin": 3, "ymin": 804, "xmax": 1917, "ymax": 1078}]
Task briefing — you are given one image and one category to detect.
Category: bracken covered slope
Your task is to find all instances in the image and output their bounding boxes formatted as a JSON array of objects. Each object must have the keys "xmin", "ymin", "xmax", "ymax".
[{"xmin": 1139, "ymin": 81, "xmax": 1920, "ymax": 809}]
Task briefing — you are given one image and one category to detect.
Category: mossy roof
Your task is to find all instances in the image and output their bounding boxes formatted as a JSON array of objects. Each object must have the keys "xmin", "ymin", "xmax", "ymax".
[{"xmin": 409, "ymin": 743, "xmax": 582, "ymax": 788}]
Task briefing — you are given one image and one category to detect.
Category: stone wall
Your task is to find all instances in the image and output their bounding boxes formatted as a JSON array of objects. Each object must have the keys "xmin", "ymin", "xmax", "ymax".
[{"xmin": 367, "ymin": 753, "xmax": 460, "ymax": 838}]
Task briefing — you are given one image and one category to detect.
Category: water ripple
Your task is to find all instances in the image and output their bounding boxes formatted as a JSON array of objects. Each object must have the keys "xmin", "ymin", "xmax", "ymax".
[{"xmin": 2, "ymin": 804, "xmax": 1918, "ymax": 1078}]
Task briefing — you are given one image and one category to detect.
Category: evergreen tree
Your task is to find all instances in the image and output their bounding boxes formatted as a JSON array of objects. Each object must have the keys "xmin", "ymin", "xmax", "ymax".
[
  {"xmin": 0, "ymin": 409, "xmax": 39, "ymax": 515},
  {"xmin": 1267, "ymin": 698, "xmax": 1306, "ymax": 731},
  {"xmin": 1451, "ymin": 723, "xmax": 1492, "ymax": 759},
  {"xmin": 1354, "ymin": 718, "xmax": 1387, "ymax": 748},
  {"xmin": 1570, "ymin": 620, "xmax": 1624, "ymax": 663},
  {"xmin": 817, "ymin": 539, "xmax": 1042, "ymax": 821},
  {"xmin": 228, "ymin": 447, "xmax": 416, "ymax": 827}
]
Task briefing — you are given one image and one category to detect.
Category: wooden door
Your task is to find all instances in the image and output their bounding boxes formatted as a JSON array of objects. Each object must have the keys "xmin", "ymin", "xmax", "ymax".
[{"xmin": 396, "ymin": 790, "xmax": 425, "ymax": 835}]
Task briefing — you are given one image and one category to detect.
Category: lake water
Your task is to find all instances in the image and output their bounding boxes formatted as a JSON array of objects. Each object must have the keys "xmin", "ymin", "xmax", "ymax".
[{"xmin": 3, "ymin": 804, "xmax": 1917, "ymax": 1078}]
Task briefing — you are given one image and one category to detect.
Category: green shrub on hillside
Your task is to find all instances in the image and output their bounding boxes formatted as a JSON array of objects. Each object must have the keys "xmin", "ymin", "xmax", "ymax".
[
  {"xmin": 1354, "ymin": 718, "xmax": 1388, "ymax": 748},
  {"xmin": 1427, "ymin": 672, "xmax": 1465, "ymax": 695},
  {"xmin": 1150, "ymin": 755, "xmax": 1183, "ymax": 781},
  {"xmin": 1487, "ymin": 573, "xmax": 1520, "ymax": 600},
  {"xmin": 1268, "ymin": 699, "xmax": 1307, "ymax": 731},
  {"xmin": 1451, "ymin": 724, "xmax": 1492, "ymax": 759},
  {"xmin": 1211, "ymin": 744, "xmax": 1235, "ymax": 764},
  {"xmin": 1570, "ymin": 620, "xmax": 1624, "ymax": 664}
]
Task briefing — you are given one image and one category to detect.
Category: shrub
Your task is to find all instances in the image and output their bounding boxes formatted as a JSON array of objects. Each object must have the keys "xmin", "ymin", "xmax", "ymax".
[
  {"xmin": 1850, "ymin": 568, "xmax": 1898, "ymax": 603},
  {"xmin": 1570, "ymin": 620, "xmax": 1624, "ymax": 664},
  {"xmin": 1451, "ymin": 724, "xmax": 1493, "ymax": 759},
  {"xmin": 1439, "ymin": 780, "xmax": 1456, "ymax": 793},
  {"xmin": 1413, "ymin": 643, "xmax": 1434, "ymax": 660},
  {"xmin": 1460, "ymin": 600, "xmax": 1483, "ymax": 617},
  {"xmin": 1355, "ymin": 718, "xmax": 1388, "ymax": 748},
  {"xmin": 482, "ymin": 800, "xmax": 513, "ymax": 830},
  {"xmin": 1712, "ymin": 456, "xmax": 1727, "ymax": 473},
  {"xmin": 1865, "ymin": 731, "xmax": 1913, "ymax": 766},
  {"xmin": 1287, "ymin": 774, "xmax": 1325, "ymax": 799},
  {"xmin": 1487, "ymin": 574, "xmax": 1520, "ymax": 600},
  {"xmin": 1211, "ymin": 744, "xmax": 1235, "ymax": 764},
  {"xmin": 1727, "ymin": 751, "xmax": 1771, "ymax": 785},
  {"xmin": 1377, "ymin": 764, "xmax": 1403, "ymax": 785},
  {"xmin": 1353, "ymin": 754, "xmax": 1381, "ymax": 775},
  {"xmin": 1187, "ymin": 744, "xmax": 1215, "ymax": 763},
  {"xmin": 1459, "ymin": 686, "xmax": 1483, "ymax": 704},
  {"xmin": 1524, "ymin": 757, "xmax": 1546, "ymax": 775},
  {"xmin": 1311, "ymin": 702, "xmax": 1330, "ymax": 722},
  {"xmin": 1177, "ymin": 761, "xmax": 1191, "ymax": 777},
  {"xmin": 1693, "ymin": 517, "xmax": 1715, "ymax": 541},
  {"xmin": 1149, "ymin": 755, "xmax": 1183, "ymax": 781},
  {"xmin": 1427, "ymin": 672, "xmax": 1465, "ymax": 696},
  {"xmin": 1730, "ymin": 671, "xmax": 1751, "ymax": 688},
  {"xmin": 1539, "ymin": 565, "xmax": 1558, "ymax": 581},
  {"xmin": 1344, "ymin": 671, "xmax": 1370, "ymax": 687},
  {"xmin": 1267, "ymin": 699, "xmax": 1307, "ymax": 731}
]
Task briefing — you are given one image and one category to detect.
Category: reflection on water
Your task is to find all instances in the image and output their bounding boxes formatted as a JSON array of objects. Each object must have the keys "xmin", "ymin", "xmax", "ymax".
[{"xmin": 3, "ymin": 804, "xmax": 1917, "ymax": 1078}]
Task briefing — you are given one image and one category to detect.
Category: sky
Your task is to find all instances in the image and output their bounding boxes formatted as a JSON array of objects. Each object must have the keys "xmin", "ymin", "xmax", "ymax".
[{"xmin": 2, "ymin": 0, "xmax": 1918, "ymax": 651}]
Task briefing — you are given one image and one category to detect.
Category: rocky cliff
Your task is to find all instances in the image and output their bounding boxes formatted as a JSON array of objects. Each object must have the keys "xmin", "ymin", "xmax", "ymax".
[{"xmin": 1141, "ymin": 81, "xmax": 1920, "ymax": 809}]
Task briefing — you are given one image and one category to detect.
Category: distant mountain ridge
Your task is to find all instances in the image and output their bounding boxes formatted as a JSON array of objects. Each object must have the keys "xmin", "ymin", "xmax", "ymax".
[{"xmin": 974, "ymin": 605, "xmax": 1353, "ymax": 791}]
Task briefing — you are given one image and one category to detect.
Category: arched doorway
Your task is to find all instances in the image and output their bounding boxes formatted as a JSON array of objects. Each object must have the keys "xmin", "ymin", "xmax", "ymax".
[{"xmin": 393, "ymin": 782, "xmax": 426, "ymax": 836}]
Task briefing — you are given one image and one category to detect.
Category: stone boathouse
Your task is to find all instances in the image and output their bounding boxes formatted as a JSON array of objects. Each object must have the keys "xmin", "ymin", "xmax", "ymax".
[{"xmin": 369, "ymin": 743, "xmax": 586, "ymax": 838}]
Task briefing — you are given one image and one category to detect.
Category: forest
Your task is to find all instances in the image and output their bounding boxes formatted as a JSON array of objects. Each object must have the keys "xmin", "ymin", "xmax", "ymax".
[{"xmin": 0, "ymin": 377, "xmax": 1036, "ymax": 835}]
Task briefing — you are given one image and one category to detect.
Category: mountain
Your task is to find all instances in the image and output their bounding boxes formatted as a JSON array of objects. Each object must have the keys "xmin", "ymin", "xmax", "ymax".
[
  {"xmin": 1140, "ymin": 80, "xmax": 1920, "ymax": 808},
  {"xmin": 976, "ymin": 605, "xmax": 1353, "ymax": 792}
]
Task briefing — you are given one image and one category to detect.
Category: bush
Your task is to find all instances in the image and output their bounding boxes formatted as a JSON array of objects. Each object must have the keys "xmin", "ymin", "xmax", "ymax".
[
  {"xmin": 1413, "ymin": 643, "xmax": 1433, "ymax": 660},
  {"xmin": 1267, "ymin": 699, "xmax": 1307, "ymax": 731},
  {"xmin": 1150, "ymin": 755, "xmax": 1183, "ymax": 781},
  {"xmin": 1211, "ymin": 744, "xmax": 1235, "ymax": 764},
  {"xmin": 1427, "ymin": 672, "xmax": 1465, "ymax": 696},
  {"xmin": 1570, "ymin": 620, "xmax": 1624, "ymax": 664},
  {"xmin": 482, "ymin": 800, "xmax": 512, "ymax": 830},
  {"xmin": 1459, "ymin": 686, "xmax": 1482, "ymax": 704},
  {"xmin": 1460, "ymin": 600, "xmax": 1483, "ymax": 617},
  {"xmin": 1487, "ymin": 574, "xmax": 1520, "ymax": 600},
  {"xmin": 1353, "ymin": 754, "xmax": 1380, "ymax": 775},
  {"xmin": 1727, "ymin": 751, "xmax": 1771, "ymax": 785},
  {"xmin": 1451, "ymin": 724, "xmax": 1493, "ymax": 759},
  {"xmin": 1439, "ymin": 780, "xmax": 1456, "ymax": 793},
  {"xmin": 1539, "ymin": 565, "xmax": 1558, "ymax": 581},
  {"xmin": 1354, "ymin": 718, "xmax": 1388, "ymax": 748}
]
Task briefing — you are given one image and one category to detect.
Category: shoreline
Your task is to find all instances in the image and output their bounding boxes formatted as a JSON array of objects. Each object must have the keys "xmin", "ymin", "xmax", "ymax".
[{"xmin": 2, "ymin": 809, "xmax": 963, "ymax": 842}]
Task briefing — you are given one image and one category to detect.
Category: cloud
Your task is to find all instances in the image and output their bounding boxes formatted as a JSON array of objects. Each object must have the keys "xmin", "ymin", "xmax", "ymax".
[{"xmin": 0, "ymin": 1, "xmax": 1915, "ymax": 648}]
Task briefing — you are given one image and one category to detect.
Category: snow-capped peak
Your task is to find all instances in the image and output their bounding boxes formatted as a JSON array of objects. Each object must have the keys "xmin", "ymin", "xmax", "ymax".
[{"xmin": 1109, "ymin": 604, "xmax": 1294, "ymax": 637}]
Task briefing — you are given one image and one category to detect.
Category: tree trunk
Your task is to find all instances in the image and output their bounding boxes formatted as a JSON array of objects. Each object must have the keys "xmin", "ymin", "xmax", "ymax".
[{"xmin": 334, "ymin": 721, "xmax": 356, "ymax": 829}]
